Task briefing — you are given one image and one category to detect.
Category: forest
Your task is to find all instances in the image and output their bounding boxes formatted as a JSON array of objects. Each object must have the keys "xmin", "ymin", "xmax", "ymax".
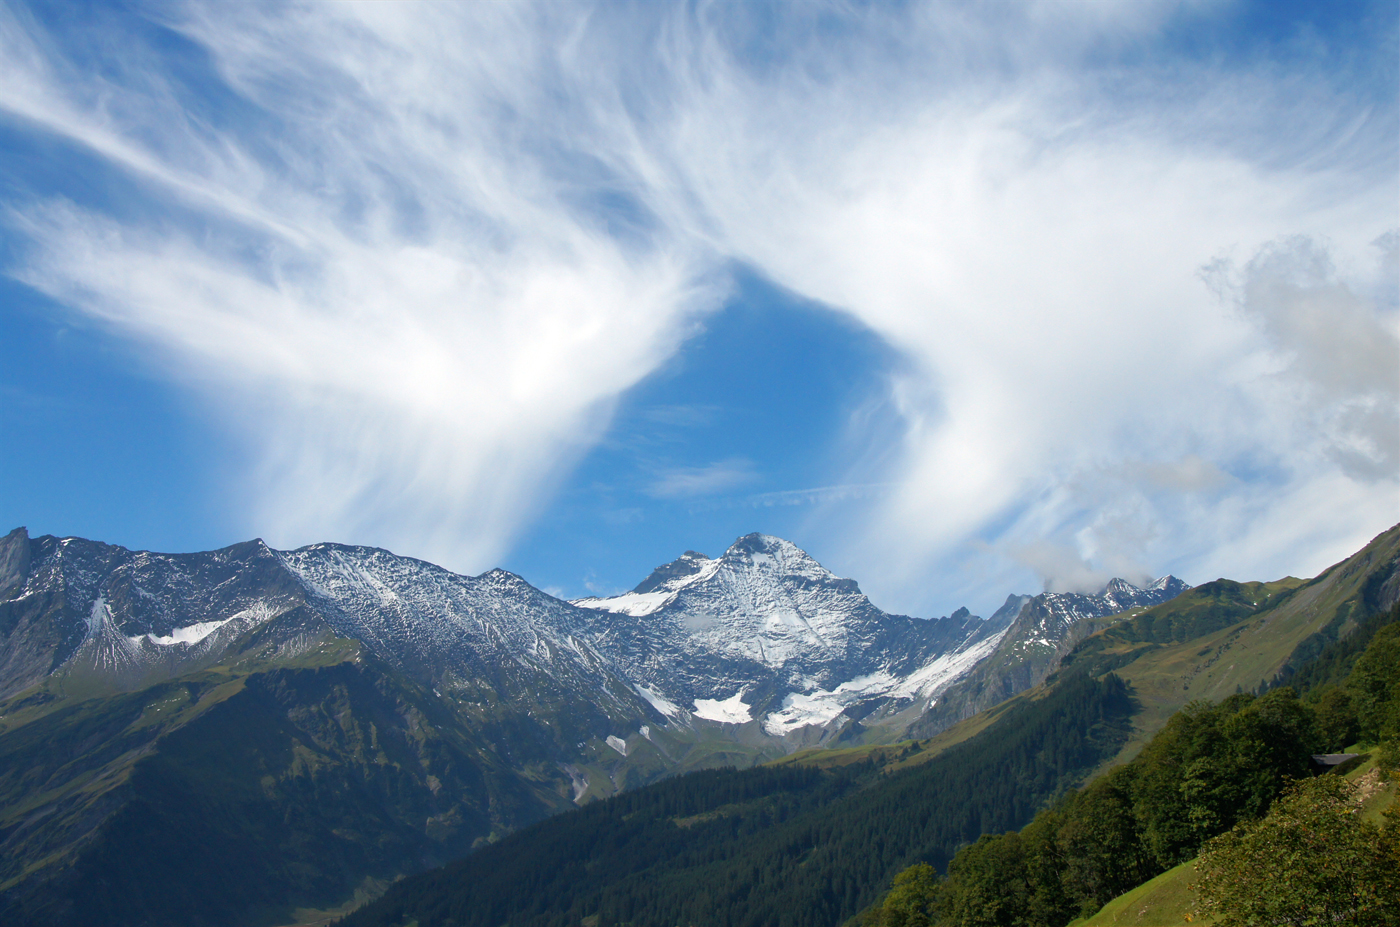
[{"xmin": 340, "ymin": 672, "xmax": 1136, "ymax": 927}]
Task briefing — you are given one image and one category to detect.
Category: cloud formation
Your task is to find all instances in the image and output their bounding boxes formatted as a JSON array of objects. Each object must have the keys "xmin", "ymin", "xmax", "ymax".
[
  {"xmin": 647, "ymin": 459, "xmax": 756, "ymax": 500},
  {"xmin": 1, "ymin": 2, "xmax": 1395, "ymax": 611},
  {"xmin": 2, "ymin": 2, "xmax": 724, "ymax": 568}
]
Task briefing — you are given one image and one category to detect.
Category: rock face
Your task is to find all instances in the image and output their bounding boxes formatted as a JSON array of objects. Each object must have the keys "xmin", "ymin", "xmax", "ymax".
[
  {"xmin": 0, "ymin": 530, "xmax": 308, "ymax": 699},
  {"xmin": 572, "ymin": 534, "xmax": 1000, "ymax": 733},
  {"xmin": 907, "ymin": 575, "xmax": 1190, "ymax": 737}
]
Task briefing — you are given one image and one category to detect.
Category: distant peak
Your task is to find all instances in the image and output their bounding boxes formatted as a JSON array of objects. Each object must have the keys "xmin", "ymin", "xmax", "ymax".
[
  {"xmin": 633, "ymin": 550, "xmax": 715, "ymax": 594},
  {"xmin": 726, "ymin": 533, "xmax": 800, "ymax": 557},
  {"xmin": 481, "ymin": 567, "xmax": 521, "ymax": 579},
  {"xmin": 1100, "ymin": 577, "xmax": 1140, "ymax": 596}
]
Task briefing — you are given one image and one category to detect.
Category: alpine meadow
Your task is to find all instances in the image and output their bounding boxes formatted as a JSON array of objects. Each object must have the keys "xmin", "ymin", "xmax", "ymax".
[{"xmin": 0, "ymin": 2, "xmax": 1396, "ymax": 927}]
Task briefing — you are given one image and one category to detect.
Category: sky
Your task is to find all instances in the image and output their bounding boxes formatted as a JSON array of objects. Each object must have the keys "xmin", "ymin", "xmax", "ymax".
[{"xmin": 1, "ymin": 0, "xmax": 1396, "ymax": 619}]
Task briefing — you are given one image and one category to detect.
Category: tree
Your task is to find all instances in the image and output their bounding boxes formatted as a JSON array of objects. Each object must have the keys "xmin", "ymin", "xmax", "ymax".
[
  {"xmin": 1349, "ymin": 624, "xmax": 1400, "ymax": 742},
  {"xmin": 1309, "ymin": 685, "xmax": 1359, "ymax": 752},
  {"xmin": 1351, "ymin": 624, "xmax": 1400, "ymax": 780},
  {"xmin": 1193, "ymin": 774, "xmax": 1400, "ymax": 926},
  {"xmin": 935, "ymin": 832, "xmax": 1029, "ymax": 927},
  {"xmin": 1057, "ymin": 768, "xmax": 1151, "ymax": 918},
  {"xmin": 879, "ymin": 863, "xmax": 939, "ymax": 927},
  {"xmin": 1020, "ymin": 810, "xmax": 1072, "ymax": 926}
]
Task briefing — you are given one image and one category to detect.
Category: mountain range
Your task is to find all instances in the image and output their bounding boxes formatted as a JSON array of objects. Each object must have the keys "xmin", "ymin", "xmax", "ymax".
[
  {"xmin": 3, "ymin": 522, "xmax": 1389, "ymax": 927},
  {"xmin": 0, "ymin": 526, "xmax": 1184, "ymax": 764}
]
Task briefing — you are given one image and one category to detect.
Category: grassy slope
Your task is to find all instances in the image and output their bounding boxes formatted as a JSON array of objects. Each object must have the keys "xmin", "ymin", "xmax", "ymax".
[
  {"xmin": 1066, "ymin": 859, "xmax": 1207, "ymax": 927},
  {"xmin": 1058, "ymin": 523, "xmax": 1398, "ymax": 782}
]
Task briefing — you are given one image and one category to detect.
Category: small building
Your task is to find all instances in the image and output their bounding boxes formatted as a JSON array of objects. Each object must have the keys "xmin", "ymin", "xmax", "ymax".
[{"xmin": 1310, "ymin": 753, "xmax": 1362, "ymax": 774}]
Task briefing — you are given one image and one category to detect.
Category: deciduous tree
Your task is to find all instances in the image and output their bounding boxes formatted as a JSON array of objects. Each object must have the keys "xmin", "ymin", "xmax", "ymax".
[{"xmin": 1193, "ymin": 774, "xmax": 1399, "ymax": 927}]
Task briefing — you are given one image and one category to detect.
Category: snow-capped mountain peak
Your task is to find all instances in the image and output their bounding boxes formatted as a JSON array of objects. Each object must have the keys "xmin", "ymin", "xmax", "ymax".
[
  {"xmin": 573, "ymin": 550, "xmax": 723, "ymax": 618},
  {"xmin": 633, "ymin": 550, "xmax": 715, "ymax": 594},
  {"xmin": 568, "ymin": 533, "xmax": 1007, "ymax": 739}
]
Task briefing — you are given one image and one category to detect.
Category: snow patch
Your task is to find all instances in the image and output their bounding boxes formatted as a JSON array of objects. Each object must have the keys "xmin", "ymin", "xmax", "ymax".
[
  {"xmin": 574, "ymin": 589, "xmax": 674, "ymax": 616},
  {"xmin": 606, "ymin": 735, "xmax": 628, "ymax": 756},
  {"xmin": 133, "ymin": 601, "xmax": 277, "ymax": 648},
  {"xmin": 693, "ymin": 690, "xmax": 752, "ymax": 724},
  {"xmin": 639, "ymin": 725, "xmax": 651, "ymax": 740},
  {"xmin": 564, "ymin": 767, "xmax": 589, "ymax": 803},
  {"xmin": 634, "ymin": 684, "xmax": 683, "ymax": 718},
  {"xmin": 141, "ymin": 618, "xmax": 232, "ymax": 647},
  {"xmin": 762, "ymin": 671, "xmax": 895, "ymax": 735},
  {"xmin": 890, "ymin": 627, "xmax": 1011, "ymax": 700},
  {"xmin": 86, "ymin": 596, "xmax": 110, "ymax": 638},
  {"xmin": 761, "ymin": 630, "xmax": 1012, "ymax": 735}
]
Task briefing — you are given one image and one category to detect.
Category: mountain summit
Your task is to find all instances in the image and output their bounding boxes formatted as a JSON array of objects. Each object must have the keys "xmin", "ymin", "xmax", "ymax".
[{"xmin": 574, "ymin": 533, "xmax": 1001, "ymax": 735}]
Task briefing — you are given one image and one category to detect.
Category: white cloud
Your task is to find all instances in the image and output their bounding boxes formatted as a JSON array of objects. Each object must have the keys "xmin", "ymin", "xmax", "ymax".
[
  {"xmin": 635, "ymin": 3, "xmax": 1398, "ymax": 610},
  {"xmin": 1, "ymin": 2, "xmax": 725, "ymax": 569},
  {"xmin": 0, "ymin": 2, "xmax": 1395, "ymax": 610},
  {"xmin": 647, "ymin": 458, "xmax": 756, "ymax": 500}
]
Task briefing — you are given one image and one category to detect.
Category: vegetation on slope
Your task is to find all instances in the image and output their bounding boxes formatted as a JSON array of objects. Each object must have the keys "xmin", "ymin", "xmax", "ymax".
[
  {"xmin": 863, "ymin": 602, "xmax": 1400, "ymax": 927},
  {"xmin": 1194, "ymin": 773, "xmax": 1398, "ymax": 926},
  {"xmin": 339, "ymin": 672, "xmax": 1136, "ymax": 927}
]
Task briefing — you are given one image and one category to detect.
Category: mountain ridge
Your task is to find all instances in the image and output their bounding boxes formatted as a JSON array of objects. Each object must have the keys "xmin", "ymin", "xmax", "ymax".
[{"xmin": 0, "ymin": 526, "xmax": 1191, "ymax": 749}]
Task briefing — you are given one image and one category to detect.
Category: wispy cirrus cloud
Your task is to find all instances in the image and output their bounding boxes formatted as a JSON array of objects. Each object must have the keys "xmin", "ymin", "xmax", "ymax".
[
  {"xmin": 637, "ymin": 1, "xmax": 1398, "ymax": 606},
  {"xmin": 647, "ymin": 458, "xmax": 756, "ymax": 500},
  {"xmin": 1, "ymin": 2, "xmax": 725, "ymax": 569},
  {"xmin": 0, "ymin": 1, "xmax": 1394, "ymax": 612}
]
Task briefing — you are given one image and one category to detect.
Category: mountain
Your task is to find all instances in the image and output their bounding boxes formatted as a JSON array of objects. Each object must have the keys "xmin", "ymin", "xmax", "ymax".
[
  {"xmin": 0, "ymin": 525, "xmax": 1185, "ymax": 755},
  {"xmin": 907, "ymin": 575, "xmax": 1189, "ymax": 737},
  {"xmin": 572, "ymin": 533, "xmax": 1003, "ymax": 739},
  {"xmin": 0, "ymin": 525, "xmax": 1190, "ymax": 926}
]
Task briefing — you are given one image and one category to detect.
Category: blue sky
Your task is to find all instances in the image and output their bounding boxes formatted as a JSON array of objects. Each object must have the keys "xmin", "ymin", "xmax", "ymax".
[{"xmin": 1, "ymin": 0, "xmax": 1396, "ymax": 619}]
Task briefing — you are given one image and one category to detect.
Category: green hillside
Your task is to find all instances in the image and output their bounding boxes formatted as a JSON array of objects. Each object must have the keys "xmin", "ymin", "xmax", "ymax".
[
  {"xmin": 0, "ymin": 646, "xmax": 571, "ymax": 927},
  {"xmin": 1065, "ymin": 860, "xmax": 1205, "ymax": 927},
  {"xmin": 1058, "ymin": 523, "xmax": 1399, "ymax": 775}
]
